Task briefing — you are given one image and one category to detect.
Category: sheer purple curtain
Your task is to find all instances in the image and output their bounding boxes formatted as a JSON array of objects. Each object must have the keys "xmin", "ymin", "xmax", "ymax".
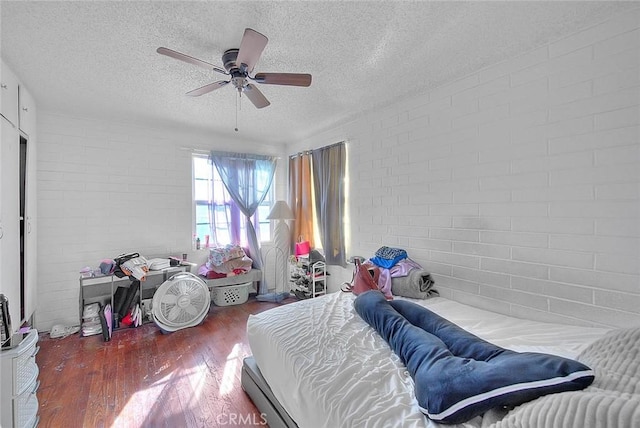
[
  {"xmin": 207, "ymin": 175, "xmax": 234, "ymax": 245},
  {"xmin": 209, "ymin": 151, "xmax": 277, "ymax": 293}
]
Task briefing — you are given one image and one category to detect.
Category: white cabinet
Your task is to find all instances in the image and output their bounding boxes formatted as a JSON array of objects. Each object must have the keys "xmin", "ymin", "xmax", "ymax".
[
  {"xmin": 0, "ymin": 59, "xmax": 37, "ymax": 329},
  {"xmin": 1, "ymin": 61, "xmax": 19, "ymax": 127},
  {"xmin": 0, "ymin": 118, "xmax": 21, "ymax": 331},
  {"xmin": 0, "ymin": 329, "xmax": 40, "ymax": 428}
]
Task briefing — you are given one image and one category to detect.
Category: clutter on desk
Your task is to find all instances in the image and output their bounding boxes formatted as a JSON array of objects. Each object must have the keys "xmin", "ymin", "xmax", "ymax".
[
  {"xmin": 114, "ymin": 252, "xmax": 149, "ymax": 281},
  {"xmin": 79, "ymin": 252, "xmax": 194, "ymax": 338}
]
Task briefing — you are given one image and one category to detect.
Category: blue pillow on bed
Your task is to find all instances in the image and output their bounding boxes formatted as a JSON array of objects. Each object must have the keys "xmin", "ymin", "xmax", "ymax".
[{"xmin": 354, "ymin": 291, "xmax": 595, "ymax": 424}]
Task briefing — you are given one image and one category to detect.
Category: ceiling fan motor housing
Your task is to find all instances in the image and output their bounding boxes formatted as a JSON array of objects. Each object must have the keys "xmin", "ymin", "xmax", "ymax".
[
  {"xmin": 222, "ymin": 48, "xmax": 240, "ymax": 71},
  {"xmin": 223, "ymin": 48, "xmax": 250, "ymax": 90}
]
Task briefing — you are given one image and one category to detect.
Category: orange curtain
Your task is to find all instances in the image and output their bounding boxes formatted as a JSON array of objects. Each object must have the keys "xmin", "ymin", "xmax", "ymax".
[{"xmin": 289, "ymin": 153, "xmax": 314, "ymax": 252}]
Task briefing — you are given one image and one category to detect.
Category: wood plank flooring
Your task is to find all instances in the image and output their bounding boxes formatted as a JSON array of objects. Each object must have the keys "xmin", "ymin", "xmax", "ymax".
[{"xmin": 35, "ymin": 296, "xmax": 295, "ymax": 428}]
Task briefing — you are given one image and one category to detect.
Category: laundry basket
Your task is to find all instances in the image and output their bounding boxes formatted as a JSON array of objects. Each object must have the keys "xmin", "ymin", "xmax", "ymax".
[{"xmin": 211, "ymin": 282, "xmax": 251, "ymax": 306}]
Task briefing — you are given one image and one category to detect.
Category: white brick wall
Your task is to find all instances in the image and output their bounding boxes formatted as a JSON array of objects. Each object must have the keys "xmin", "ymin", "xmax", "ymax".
[
  {"xmin": 292, "ymin": 8, "xmax": 640, "ymax": 328},
  {"xmin": 35, "ymin": 113, "xmax": 284, "ymax": 331}
]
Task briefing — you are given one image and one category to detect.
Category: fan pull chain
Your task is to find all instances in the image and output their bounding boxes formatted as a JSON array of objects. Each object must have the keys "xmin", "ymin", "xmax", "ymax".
[{"xmin": 235, "ymin": 90, "xmax": 239, "ymax": 132}]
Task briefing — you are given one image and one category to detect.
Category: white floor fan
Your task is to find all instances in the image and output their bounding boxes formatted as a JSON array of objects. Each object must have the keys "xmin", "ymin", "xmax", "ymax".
[{"xmin": 152, "ymin": 272, "xmax": 210, "ymax": 333}]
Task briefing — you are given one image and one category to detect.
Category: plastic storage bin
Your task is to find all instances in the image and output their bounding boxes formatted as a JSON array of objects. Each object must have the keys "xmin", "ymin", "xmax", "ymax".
[{"xmin": 211, "ymin": 282, "xmax": 251, "ymax": 306}]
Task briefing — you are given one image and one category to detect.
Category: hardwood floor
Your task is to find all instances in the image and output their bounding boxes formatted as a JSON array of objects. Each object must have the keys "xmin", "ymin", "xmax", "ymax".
[{"xmin": 36, "ymin": 296, "xmax": 295, "ymax": 428}]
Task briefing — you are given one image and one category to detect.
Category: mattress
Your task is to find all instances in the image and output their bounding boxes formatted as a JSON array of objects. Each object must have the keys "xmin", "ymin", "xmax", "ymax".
[{"xmin": 246, "ymin": 293, "xmax": 610, "ymax": 428}]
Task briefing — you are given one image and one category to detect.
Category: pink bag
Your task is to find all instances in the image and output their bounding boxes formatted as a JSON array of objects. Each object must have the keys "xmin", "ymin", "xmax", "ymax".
[{"xmin": 295, "ymin": 239, "xmax": 311, "ymax": 256}]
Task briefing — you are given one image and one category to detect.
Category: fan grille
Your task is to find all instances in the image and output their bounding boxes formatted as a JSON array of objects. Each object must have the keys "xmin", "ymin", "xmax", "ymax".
[{"xmin": 152, "ymin": 273, "xmax": 210, "ymax": 329}]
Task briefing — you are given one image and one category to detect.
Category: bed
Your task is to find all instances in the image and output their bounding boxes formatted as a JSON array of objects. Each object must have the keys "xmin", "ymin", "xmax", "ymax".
[{"xmin": 244, "ymin": 291, "xmax": 640, "ymax": 428}]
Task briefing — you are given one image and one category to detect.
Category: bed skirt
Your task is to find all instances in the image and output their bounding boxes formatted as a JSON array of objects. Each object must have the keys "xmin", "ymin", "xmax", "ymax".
[{"xmin": 241, "ymin": 356, "xmax": 297, "ymax": 428}]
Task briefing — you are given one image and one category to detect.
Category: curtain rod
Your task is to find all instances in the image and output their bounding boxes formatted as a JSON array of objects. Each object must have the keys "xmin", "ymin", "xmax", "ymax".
[
  {"xmin": 289, "ymin": 150, "xmax": 312, "ymax": 159},
  {"xmin": 180, "ymin": 147, "xmax": 281, "ymax": 159},
  {"xmin": 180, "ymin": 147, "xmax": 210, "ymax": 154},
  {"xmin": 289, "ymin": 141, "xmax": 345, "ymax": 159}
]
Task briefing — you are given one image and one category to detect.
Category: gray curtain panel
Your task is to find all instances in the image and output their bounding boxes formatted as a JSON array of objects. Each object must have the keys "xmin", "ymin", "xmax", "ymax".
[{"xmin": 312, "ymin": 142, "xmax": 347, "ymax": 267}]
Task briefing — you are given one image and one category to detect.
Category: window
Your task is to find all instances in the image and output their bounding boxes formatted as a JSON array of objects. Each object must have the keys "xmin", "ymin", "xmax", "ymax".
[
  {"xmin": 193, "ymin": 154, "xmax": 272, "ymax": 247},
  {"xmin": 289, "ymin": 142, "xmax": 347, "ymax": 265}
]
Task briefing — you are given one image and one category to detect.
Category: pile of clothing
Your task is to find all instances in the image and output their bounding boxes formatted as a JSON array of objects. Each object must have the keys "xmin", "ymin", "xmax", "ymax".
[
  {"xmin": 367, "ymin": 246, "xmax": 436, "ymax": 300},
  {"xmin": 198, "ymin": 244, "xmax": 254, "ymax": 279}
]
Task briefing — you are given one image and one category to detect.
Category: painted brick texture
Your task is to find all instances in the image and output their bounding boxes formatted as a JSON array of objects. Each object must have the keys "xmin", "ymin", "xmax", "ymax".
[
  {"xmin": 35, "ymin": 113, "xmax": 283, "ymax": 331},
  {"xmin": 35, "ymin": 9, "xmax": 639, "ymax": 331},
  {"xmin": 296, "ymin": 8, "xmax": 640, "ymax": 328}
]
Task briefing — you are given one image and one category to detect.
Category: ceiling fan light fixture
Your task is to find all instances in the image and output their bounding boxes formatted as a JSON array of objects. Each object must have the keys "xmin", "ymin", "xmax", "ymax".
[{"xmin": 231, "ymin": 75, "xmax": 248, "ymax": 90}]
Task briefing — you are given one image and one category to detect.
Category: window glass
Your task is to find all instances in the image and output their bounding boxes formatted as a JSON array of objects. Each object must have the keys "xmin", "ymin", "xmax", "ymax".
[{"xmin": 192, "ymin": 154, "xmax": 272, "ymax": 247}]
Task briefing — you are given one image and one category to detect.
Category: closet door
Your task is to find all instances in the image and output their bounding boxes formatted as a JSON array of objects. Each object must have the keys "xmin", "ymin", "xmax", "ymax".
[
  {"xmin": 0, "ymin": 117, "xmax": 21, "ymax": 333},
  {"xmin": 20, "ymin": 86, "xmax": 37, "ymax": 320}
]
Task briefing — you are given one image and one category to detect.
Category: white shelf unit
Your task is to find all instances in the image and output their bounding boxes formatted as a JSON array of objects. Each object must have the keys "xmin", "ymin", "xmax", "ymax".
[
  {"xmin": 290, "ymin": 260, "xmax": 326, "ymax": 299},
  {"xmin": 1, "ymin": 329, "xmax": 40, "ymax": 428},
  {"xmin": 309, "ymin": 261, "xmax": 327, "ymax": 298}
]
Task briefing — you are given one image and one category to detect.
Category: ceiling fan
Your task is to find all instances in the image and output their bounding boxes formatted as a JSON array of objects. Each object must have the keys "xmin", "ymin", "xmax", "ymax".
[{"xmin": 157, "ymin": 28, "xmax": 312, "ymax": 109}]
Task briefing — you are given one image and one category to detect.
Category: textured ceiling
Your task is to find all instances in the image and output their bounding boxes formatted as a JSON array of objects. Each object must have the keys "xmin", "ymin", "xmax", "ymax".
[{"xmin": 1, "ymin": 1, "xmax": 636, "ymax": 145}]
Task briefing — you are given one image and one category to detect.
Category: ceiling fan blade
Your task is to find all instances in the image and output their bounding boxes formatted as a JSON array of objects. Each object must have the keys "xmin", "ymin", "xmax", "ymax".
[
  {"xmin": 236, "ymin": 28, "xmax": 268, "ymax": 74},
  {"xmin": 253, "ymin": 73, "xmax": 312, "ymax": 87},
  {"xmin": 186, "ymin": 81, "xmax": 230, "ymax": 97},
  {"xmin": 157, "ymin": 47, "xmax": 228, "ymax": 75},
  {"xmin": 243, "ymin": 84, "xmax": 271, "ymax": 109}
]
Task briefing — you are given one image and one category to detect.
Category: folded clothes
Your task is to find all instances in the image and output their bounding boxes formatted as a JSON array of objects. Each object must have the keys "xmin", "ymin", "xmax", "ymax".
[
  {"xmin": 391, "ymin": 269, "xmax": 435, "ymax": 299},
  {"xmin": 83, "ymin": 302, "xmax": 101, "ymax": 319},
  {"xmin": 371, "ymin": 246, "xmax": 408, "ymax": 269},
  {"xmin": 208, "ymin": 244, "xmax": 246, "ymax": 266},
  {"xmin": 375, "ymin": 246, "xmax": 406, "ymax": 259}
]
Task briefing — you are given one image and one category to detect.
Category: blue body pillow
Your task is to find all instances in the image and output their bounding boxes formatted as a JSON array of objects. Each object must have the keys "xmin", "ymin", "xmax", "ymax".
[{"xmin": 354, "ymin": 291, "xmax": 594, "ymax": 424}]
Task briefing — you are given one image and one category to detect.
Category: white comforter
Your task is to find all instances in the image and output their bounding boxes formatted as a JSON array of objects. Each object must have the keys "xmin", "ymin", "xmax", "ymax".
[{"xmin": 247, "ymin": 293, "xmax": 609, "ymax": 428}]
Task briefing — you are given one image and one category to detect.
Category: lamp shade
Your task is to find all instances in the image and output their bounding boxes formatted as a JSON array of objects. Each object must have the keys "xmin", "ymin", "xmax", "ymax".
[{"xmin": 267, "ymin": 200, "xmax": 294, "ymax": 220}]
